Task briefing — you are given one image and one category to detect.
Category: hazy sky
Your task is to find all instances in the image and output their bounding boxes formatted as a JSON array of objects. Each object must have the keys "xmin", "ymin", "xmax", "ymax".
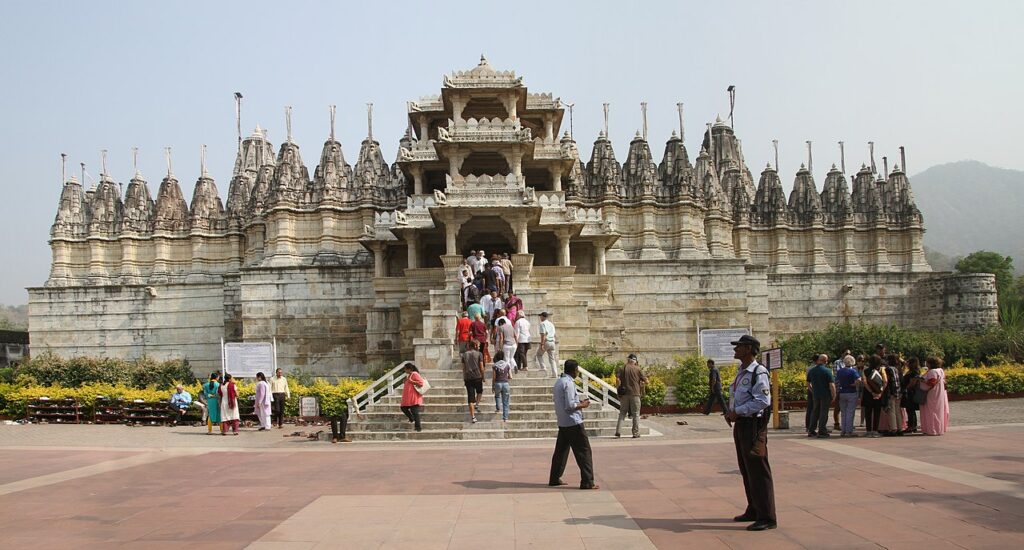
[{"xmin": 1, "ymin": 1, "xmax": 1022, "ymax": 305}]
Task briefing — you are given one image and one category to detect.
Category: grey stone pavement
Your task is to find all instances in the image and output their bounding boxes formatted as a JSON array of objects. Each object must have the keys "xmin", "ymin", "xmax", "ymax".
[{"xmin": 0, "ymin": 399, "xmax": 1021, "ymax": 549}]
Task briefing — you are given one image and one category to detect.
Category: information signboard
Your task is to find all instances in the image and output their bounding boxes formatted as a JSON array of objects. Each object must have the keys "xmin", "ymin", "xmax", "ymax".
[
  {"xmin": 223, "ymin": 342, "xmax": 275, "ymax": 378},
  {"xmin": 699, "ymin": 328, "xmax": 751, "ymax": 362},
  {"xmin": 299, "ymin": 396, "xmax": 319, "ymax": 418},
  {"xmin": 761, "ymin": 347, "xmax": 783, "ymax": 370}
]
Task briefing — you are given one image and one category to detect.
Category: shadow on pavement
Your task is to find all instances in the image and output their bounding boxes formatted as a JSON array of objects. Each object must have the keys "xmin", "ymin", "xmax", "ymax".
[
  {"xmin": 632, "ymin": 517, "xmax": 749, "ymax": 532},
  {"xmin": 453, "ymin": 479, "xmax": 555, "ymax": 490}
]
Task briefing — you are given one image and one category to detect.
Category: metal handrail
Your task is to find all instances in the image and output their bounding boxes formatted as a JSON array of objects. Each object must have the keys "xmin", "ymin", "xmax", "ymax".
[
  {"xmin": 347, "ymin": 361, "xmax": 411, "ymax": 419},
  {"xmin": 575, "ymin": 367, "xmax": 621, "ymax": 410}
]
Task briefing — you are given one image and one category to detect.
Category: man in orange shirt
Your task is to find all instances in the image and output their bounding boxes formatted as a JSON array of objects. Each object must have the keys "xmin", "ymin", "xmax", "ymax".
[{"xmin": 455, "ymin": 311, "xmax": 472, "ymax": 357}]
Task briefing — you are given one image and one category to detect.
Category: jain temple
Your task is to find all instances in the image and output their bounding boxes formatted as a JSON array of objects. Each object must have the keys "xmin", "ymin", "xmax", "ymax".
[{"xmin": 29, "ymin": 57, "xmax": 998, "ymax": 375}]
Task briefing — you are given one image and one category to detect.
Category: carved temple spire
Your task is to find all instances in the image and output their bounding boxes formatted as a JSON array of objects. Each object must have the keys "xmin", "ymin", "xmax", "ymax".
[
  {"xmin": 153, "ymin": 171, "xmax": 190, "ymax": 232},
  {"xmin": 622, "ymin": 131, "xmax": 658, "ymax": 200},
  {"xmin": 883, "ymin": 163, "xmax": 922, "ymax": 226},
  {"xmin": 51, "ymin": 174, "xmax": 89, "ymax": 239},
  {"xmin": 658, "ymin": 130, "xmax": 696, "ymax": 201},
  {"xmin": 695, "ymin": 147, "xmax": 730, "ymax": 213},
  {"xmin": 122, "ymin": 169, "xmax": 154, "ymax": 234},
  {"xmin": 851, "ymin": 164, "xmax": 884, "ymax": 223},
  {"xmin": 190, "ymin": 171, "xmax": 226, "ymax": 232},
  {"xmin": 268, "ymin": 138, "xmax": 310, "ymax": 206},
  {"xmin": 561, "ymin": 131, "xmax": 586, "ymax": 202},
  {"xmin": 87, "ymin": 167, "xmax": 124, "ymax": 237},
  {"xmin": 353, "ymin": 137, "xmax": 391, "ymax": 196},
  {"xmin": 315, "ymin": 137, "xmax": 355, "ymax": 205},
  {"xmin": 232, "ymin": 125, "xmax": 277, "ymax": 179},
  {"xmin": 752, "ymin": 164, "xmax": 790, "ymax": 226},
  {"xmin": 788, "ymin": 163, "xmax": 824, "ymax": 225},
  {"xmin": 820, "ymin": 164, "xmax": 853, "ymax": 226},
  {"xmin": 585, "ymin": 131, "xmax": 622, "ymax": 202}
]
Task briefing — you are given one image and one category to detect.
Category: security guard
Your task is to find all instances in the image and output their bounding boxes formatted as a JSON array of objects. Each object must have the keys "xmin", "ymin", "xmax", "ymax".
[{"xmin": 724, "ymin": 335, "xmax": 778, "ymax": 531}]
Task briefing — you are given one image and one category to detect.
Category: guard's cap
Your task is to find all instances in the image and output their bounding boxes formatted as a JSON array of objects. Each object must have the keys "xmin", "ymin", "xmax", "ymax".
[{"xmin": 730, "ymin": 335, "xmax": 761, "ymax": 349}]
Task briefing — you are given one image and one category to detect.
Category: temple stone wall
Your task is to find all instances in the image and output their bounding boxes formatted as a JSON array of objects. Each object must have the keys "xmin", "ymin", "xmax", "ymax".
[
  {"xmin": 239, "ymin": 265, "xmax": 375, "ymax": 378},
  {"xmin": 27, "ymin": 283, "xmax": 226, "ymax": 373}
]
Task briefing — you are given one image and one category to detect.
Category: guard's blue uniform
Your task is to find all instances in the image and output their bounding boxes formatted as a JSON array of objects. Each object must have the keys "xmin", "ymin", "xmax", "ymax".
[{"xmin": 728, "ymin": 360, "xmax": 777, "ymax": 525}]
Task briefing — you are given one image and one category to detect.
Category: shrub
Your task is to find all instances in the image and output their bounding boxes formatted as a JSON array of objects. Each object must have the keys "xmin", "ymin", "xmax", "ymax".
[
  {"xmin": 572, "ymin": 347, "xmax": 622, "ymax": 379},
  {"xmin": 15, "ymin": 353, "xmax": 196, "ymax": 389},
  {"xmin": 672, "ymin": 354, "xmax": 710, "ymax": 408},
  {"xmin": 641, "ymin": 377, "xmax": 667, "ymax": 407}
]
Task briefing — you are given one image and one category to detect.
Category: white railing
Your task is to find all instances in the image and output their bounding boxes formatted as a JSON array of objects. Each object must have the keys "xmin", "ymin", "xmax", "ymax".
[
  {"xmin": 347, "ymin": 361, "xmax": 411, "ymax": 419},
  {"xmin": 575, "ymin": 367, "xmax": 621, "ymax": 410}
]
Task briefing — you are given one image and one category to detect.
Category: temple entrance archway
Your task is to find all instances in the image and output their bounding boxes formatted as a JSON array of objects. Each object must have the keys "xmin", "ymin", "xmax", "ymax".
[{"xmin": 456, "ymin": 215, "xmax": 516, "ymax": 258}]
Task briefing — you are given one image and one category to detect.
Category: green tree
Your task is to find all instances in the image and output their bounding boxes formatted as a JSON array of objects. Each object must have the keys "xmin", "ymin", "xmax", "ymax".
[{"xmin": 956, "ymin": 251, "xmax": 1015, "ymax": 299}]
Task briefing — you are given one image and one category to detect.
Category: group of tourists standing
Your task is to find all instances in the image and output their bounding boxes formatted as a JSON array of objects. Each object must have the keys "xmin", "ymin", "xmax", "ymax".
[
  {"xmin": 195, "ymin": 368, "xmax": 292, "ymax": 435},
  {"xmin": 805, "ymin": 344, "xmax": 950, "ymax": 438}
]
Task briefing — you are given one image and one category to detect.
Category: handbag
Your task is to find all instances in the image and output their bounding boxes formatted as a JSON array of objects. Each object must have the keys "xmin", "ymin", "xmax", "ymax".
[{"xmin": 414, "ymin": 376, "xmax": 431, "ymax": 395}]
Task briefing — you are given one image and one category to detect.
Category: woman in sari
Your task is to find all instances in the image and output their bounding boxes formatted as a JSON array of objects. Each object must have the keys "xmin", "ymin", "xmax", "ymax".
[
  {"xmin": 254, "ymin": 372, "xmax": 273, "ymax": 431},
  {"xmin": 203, "ymin": 372, "xmax": 221, "ymax": 434},
  {"xmin": 920, "ymin": 357, "xmax": 950, "ymax": 435},
  {"xmin": 219, "ymin": 373, "xmax": 240, "ymax": 435},
  {"xmin": 505, "ymin": 293, "xmax": 523, "ymax": 323}
]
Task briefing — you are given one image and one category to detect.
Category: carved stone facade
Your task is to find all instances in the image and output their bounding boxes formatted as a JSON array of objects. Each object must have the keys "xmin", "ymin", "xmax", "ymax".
[{"xmin": 30, "ymin": 58, "xmax": 997, "ymax": 375}]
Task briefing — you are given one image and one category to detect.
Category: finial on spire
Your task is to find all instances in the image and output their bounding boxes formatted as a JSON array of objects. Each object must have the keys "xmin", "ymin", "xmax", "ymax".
[
  {"xmin": 640, "ymin": 101, "xmax": 648, "ymax": 141},
  {"xmin": 234, "ymin": 92, "xmax": 243, "ymax": 149},
  {"xmin": 676, "ymin": 102, "xmax": 684, "ymax": 142},
  {"xmin": 367, "ymin": 102, "xmax": 374, "ymax": 141},
  {"xmin": 838, "ymin": 141, "xmax": 846, "ymax": 174},
  {"xmin": 671, "ymin": 129, "xmax": 678, "ymax": 138},
  {"xmin": 61, "ymin": 153, "xmax": 67, "ymax": 185},
  {"xmin": 883, "ymin": 155, "xmax": 889, "ymax": 177},
  {"xmin": 707, "ymin": 123, "xmax": 715, "ymax": 160},
  {"xmin": 132, "ymin": 147, "xmax": 140, "ymax": 178},
  {"xmin": 480, "ymin": 54, "xmax": 487, "ymax": 65},
  {"xmin": 868, "ymin": 141, "xmax": 876, "ymax": 174},
  {"xmin": 100, "ymin": 149, "xmax": 109, "ymax": 178},
  {"xmin": 329, "ymin": 105, "xmax": 336, "ymax": 142},
  {"xmin": 806, "ymin": 140, "xmax": 813, "ymax": 175},
  {"xmin": 602, "ymin": 103, "xmax": 609, "ymax": 138},
  {"xmin": 164, "ymin": 147, "xmax": 173, "ymax": 177},
  {"xmin": 201, "ymin": 144, "xmax": 208, "ymax": 176},
  {"xmin": 772, "ymin": 139, "xmax": 779, "ymax": 171},
  {"xmin": 899, "ymin": 146, "xmax": 906, "ymax": 174},
  {"xmin": 285, "ymin": 106, "xmax": 293, "ymax": 144}
]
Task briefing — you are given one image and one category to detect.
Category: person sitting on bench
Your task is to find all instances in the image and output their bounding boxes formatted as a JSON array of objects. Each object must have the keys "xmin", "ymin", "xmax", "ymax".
[{"xmin": 170, "ymin": 385, "xmax": 193, "ymax": 424}]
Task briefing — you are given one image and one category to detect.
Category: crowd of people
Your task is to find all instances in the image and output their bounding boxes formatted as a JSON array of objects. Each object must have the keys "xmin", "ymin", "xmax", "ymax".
[
  {"xmin": 174, "ymin": 368, "xmax": 302, "ymax": 437},
  {"xmin": 452, "ymin": 249, "xmax": 560, "ymax": 424},
  {"xmin": 803, "ymin": 344, "xmax": 950, "ymax": 438}
]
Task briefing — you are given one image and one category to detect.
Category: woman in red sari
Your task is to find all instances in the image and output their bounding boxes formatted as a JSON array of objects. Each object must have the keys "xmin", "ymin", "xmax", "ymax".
[{"xmin": 219, "ymin": 373, "xmax": 240, "ymax": 435}]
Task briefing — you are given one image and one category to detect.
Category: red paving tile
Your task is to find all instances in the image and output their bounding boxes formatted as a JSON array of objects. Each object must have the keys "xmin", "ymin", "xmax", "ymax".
[{"xmin": 0, "ymin": 426, "xmax": 1020, "ymax": 548}]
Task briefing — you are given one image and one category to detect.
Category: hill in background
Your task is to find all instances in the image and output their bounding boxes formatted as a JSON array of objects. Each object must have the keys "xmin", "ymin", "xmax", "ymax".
[
  {"xmin": 913, "ymin": 160, "xmax": 1024, "ymax": 273},
  {"xmin": 0, "ymin": 304, "xmax": 28, "ymax": 330}
]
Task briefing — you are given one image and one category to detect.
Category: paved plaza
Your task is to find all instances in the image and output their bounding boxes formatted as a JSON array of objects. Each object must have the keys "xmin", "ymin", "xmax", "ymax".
[{"xmin": 0, "ymin": 399, "xmax": 1022, "ymax": 549}]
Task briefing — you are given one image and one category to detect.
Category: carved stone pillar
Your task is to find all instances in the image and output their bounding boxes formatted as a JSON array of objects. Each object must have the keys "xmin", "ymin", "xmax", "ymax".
[
  {"xmin": 544, "ymin": 115, "xmax": 554, "ymax": 141},
  {"xmin": 418, "ymin": 115, "xmax": 428, "ymax": 141},
  {"xmin": 511, "ymin": 253, "xmax": 534, "ymax": 289},
  {"xmin": 447, "ymin": 150, "xmax": 466, "ymax": 182},
  {"xmin": 549, "ymin": 165, "xmax": 562, "ymax": 192},
  {"xmin": 411, "ymin": 165, "xmax": 425, "ymax": 195},
  {"xmin": 370, "ymin": 243, "xmax": 386, "ymax": 277},
  {"xmin": 451, "ymin": 96, "xmax": 466, "ymax": 125},
  {"xmin": 510, "ymin": 217, "xmax": 529, "ymax": 254},
  {"xmin": 594, "ymin": 242, "xmax": 607, "ymax": 275},
  {"xmin": 445, "ymin": 221, "xmax": 460, "ymax": 256},
  {"xmin": 406, "ymin": 232, "xmax": 420, "ymax": 270},
  {"xmin": 556, "ymin": 230, "xmax": 571, "ymax": 267}
]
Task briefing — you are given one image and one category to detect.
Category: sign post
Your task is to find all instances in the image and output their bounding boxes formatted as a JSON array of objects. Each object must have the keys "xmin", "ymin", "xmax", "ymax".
[
  {"xmin": 699, "ymin": 327, "xmax": 751, "ymax": 363},
  {"xmin": 222, "ymin": 341, "xmax": 276, "ymax": 378},
  {"xmin": 761, "ymin": 347, "xmax": 784, "ymax": 429}
]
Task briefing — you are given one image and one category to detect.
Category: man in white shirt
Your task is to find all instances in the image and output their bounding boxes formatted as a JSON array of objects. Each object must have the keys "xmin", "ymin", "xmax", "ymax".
[
  {"xmin": 480, "ymin": 291, "xmax": 497, "ymax": 322},
  {"xmin": 536, "ymin": 311, "xmax": 559, "ymax": 377},
  {"xmin": 474, "ymin": 250, "xmax": 488, "ymax": 274},
  {"xmin": 514, "ymin": 310, "xmax": 531, "ymax": 371}
]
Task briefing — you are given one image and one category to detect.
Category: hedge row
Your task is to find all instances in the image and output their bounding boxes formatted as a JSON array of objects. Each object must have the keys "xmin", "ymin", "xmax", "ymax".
[
  {"xmin": 11, "ymin": 353, "xmax": 196, "ymax": 389},
  {"xmin": 0, "ymin": 377, "xmax": 371, "ymax": 419},
  {"xmin": 574, "ymin": 350, "xmax": 1024, "ymax": 409}
]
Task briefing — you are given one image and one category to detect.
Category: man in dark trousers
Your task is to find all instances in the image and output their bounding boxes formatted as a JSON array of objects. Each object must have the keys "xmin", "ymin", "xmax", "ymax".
[
  {"xmin": 703, "ymin": 359, "xmax": 727, "ymax": 415},
  {"xmin": 549, "ymin": 359, "xmax": 599, "ymax": 490},
  {"xmin": 724, "ymin": 335, "xmax": 777, "ymax": 531}
]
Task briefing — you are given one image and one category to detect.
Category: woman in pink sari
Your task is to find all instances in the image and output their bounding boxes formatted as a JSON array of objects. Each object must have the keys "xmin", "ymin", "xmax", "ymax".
[{"xmin": 920, "ymin": 357, "xmax": 950, "ymax": 435}]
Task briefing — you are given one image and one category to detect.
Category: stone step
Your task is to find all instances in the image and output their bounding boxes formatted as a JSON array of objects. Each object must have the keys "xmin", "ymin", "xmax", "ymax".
[
  {"xmin": 350, "ymin": 418, "xmax": 636, "ymax": 432},
  {"xmin": 361, "ymin": 402, "xmax": 616, "ymax": 413},
  {"xmin": 348, "ymin": 426, "xmax": 648, "ymax": 441},
  {"xmin": 353, "ymin": 409, "xmax": 614, "ymax": 421}
]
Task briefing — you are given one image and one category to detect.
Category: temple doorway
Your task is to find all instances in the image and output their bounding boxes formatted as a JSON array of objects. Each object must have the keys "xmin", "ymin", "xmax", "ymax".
[{"xmin": 456, "ymin": 215, "xmax": 516, "ymax": 258}]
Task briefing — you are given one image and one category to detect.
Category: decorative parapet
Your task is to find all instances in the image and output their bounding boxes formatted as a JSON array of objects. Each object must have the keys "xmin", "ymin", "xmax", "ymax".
[
  {"xmin": 533, "ymin": 139, "xmax": 572, "ymax": 160},
  {"xmin": 537, "ymin": 191, "xmax": 566, "ymax": 209},
  {"xmin": 525, "ymin": 93, "xmax": 561, "ymax": 110},
  {"xmin": 409, "ymin": 95, "xmax": 443, "ymax": 112},
  {"xmin": 397, "ymin": 142, "xmax": 439, "ymax": 162},
  {"xmin": 442, "ymin": 56, "xmax": 523, "ymax": 89},
  {"xmin": 437, "ymin": 118, "xmax": 532, "ymax": 143}
]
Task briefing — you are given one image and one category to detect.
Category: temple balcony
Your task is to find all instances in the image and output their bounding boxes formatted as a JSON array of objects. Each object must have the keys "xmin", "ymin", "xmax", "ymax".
[
  {"xmin": 532, "ymin": 139, "xmax": 573, "ymax": 161},
  {"xmin": 408, "ymin": 96, "xmax": 443, "ymax": 113},
  {"xmin": 525, "ymin": 93, "xmax": 560, "ymax": 110},
  {"xmin": 397, "ymin": 142, "xmax": 440, "ymax": 163},
  {"xmin": 437, "ymin": 118, "xmax": 533, "ymax": 143}
]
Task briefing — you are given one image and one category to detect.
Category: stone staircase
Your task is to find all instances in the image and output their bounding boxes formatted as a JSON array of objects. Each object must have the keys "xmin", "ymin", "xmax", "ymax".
[
  {"xmin": 347, "ymin": 366, "xmax": 649, "ymax": 441},
  {"xmin": 348, "ymin": 257, "xmax": 645, "ymax": 441}
]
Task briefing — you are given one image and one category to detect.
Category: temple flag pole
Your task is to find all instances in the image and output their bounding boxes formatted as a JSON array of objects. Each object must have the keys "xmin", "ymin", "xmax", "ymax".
[
  {"xmin": 164, "ymin": 147, "xmax": 173, "ymax": 177},
  {"xmin": 61, "ymin": 153, "xmax": 67, "ymax": 184},
  {"xmin": 772, "ymin": 139, "xmax": 779, "ymax": 172},
  {"xmin": 806, "ymin": 141, "xmax": 813, "ymax": 175},
  {"xmin": 677, "ymin": 103, "xmax": 684, "ymax": 142},
  {"xmin": 839, "ymin": 141, "xmax": 846, "ymax": 174},
  {"xmin": 900, "ymin": 146, "xmax": 906, "ymax": 173},
  {"xmin": 201, "ymin": 144, "xmax": 208, "ymax": 176},
  {"xmin": 883, "ymin": 156, "xmax": 889, "ymax": 178},
  {"xmin": 234, "ymin": 92, "xmax": 243, "ymax": 149},
  {"xmin": 367, "ymin": 102, "xmax": 374, "ymax": 141},
  {"xmin": 285, "ymin": 106, "xmax": 293, "ymax": 144},
  {"xmin": 640, "ymin": 101, "xmax": 648, "ymax": 141},
  {"xmin": 602, "ymin": 103, "xmax": 609, "ymax": 137},
  {"xmin": 330, "ymin": 105, "xmax": 336, "ymax": 142},
  {"xmin": 727, "ymin": 85, "xmax": 736, "ymax": 129},
  {"xmin": 868, "ymin": 141, "xmax": 876, "ymax": 174}
]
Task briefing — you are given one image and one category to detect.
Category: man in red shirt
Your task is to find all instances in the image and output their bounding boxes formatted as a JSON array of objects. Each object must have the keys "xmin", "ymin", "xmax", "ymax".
[
  {"xmin": 469, "ymin": 313, "xmax": 489, "ymax": 361},
  {"xmin": 455, "ymin": 311, "xmax": 472, "ymax": 356}
]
